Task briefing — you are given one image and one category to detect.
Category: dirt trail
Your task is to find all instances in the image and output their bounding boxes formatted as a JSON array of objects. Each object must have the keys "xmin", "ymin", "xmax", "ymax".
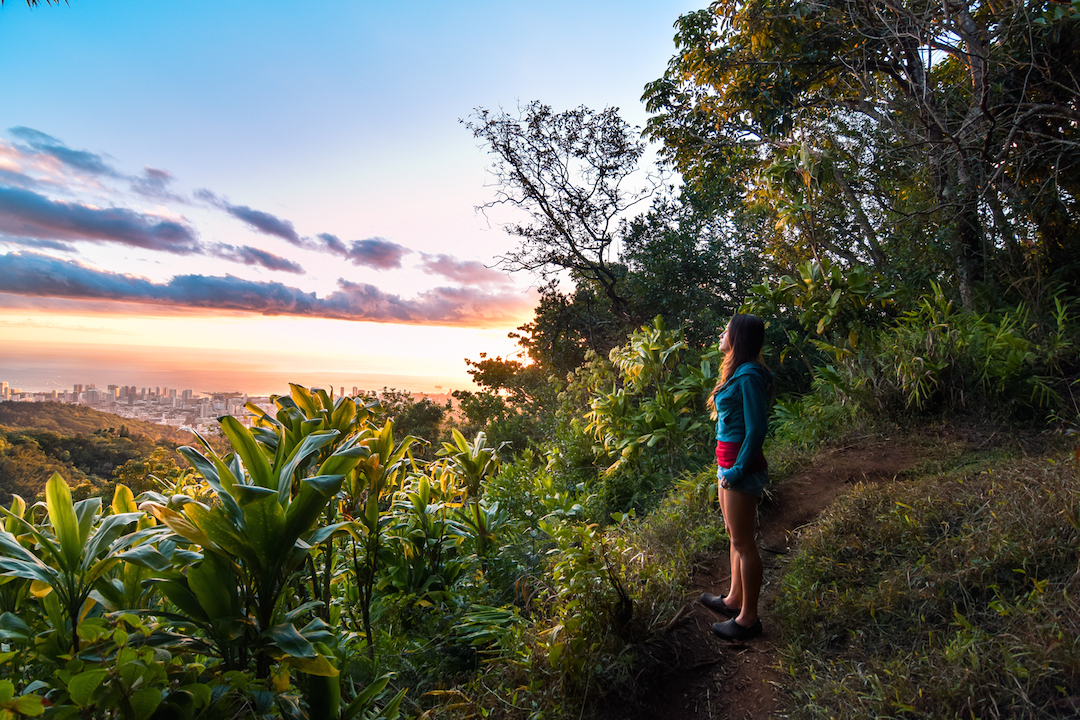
[{"xmin": 603, "ymin": 441, "xmax": 919, "ymax": 720}]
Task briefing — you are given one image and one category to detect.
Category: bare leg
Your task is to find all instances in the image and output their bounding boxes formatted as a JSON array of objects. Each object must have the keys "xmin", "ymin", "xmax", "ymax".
[
  {"xmin": 722, "ymin": 487, "xmax": 761, "ymax": 626},
  {"xmin": 718, "ymin": 485, "xmax": 743, "ymax": 610}
]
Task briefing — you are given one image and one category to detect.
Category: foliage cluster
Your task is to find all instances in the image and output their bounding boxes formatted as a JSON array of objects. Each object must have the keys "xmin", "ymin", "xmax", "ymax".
[{"xmin": 749, "ymin": 271, "xmax": 1080, "ymax": 445}]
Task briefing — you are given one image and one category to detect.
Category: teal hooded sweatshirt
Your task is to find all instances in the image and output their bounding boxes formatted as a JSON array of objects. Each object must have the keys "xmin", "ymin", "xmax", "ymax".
[{"xmin": 713, "ymin": 361, "xmax": 771, "ymax": 483}]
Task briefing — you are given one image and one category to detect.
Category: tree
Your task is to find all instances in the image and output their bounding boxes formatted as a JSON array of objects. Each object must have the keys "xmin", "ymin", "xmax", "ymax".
[
  {"xmin": 464, "ymin": 101, "xmax": 660, "ymax": 322},
  {"xmin": 644, "ymin": 0, "xmax": 1080, "ymax": 307},
  {"xmin": 362, "ymin": 388, "xmax": 448, "ymax": 459},
  {"xmin": 619, "ymin": 197, "xmax": 768, "ymax": 345},
  {"xmin": 511, "ymin": 278, "xmax": 628, "ymax": 380}
]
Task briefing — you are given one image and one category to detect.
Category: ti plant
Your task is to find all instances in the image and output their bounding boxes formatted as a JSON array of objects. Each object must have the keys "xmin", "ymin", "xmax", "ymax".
[
  {"xmin": 436, "ymin": 429, "xmax": 501, "ymax": 498},
  {"xmin": 0, "ymin": 474, "xmax": 149, "ymax": 656},
  {"xmin": 246, "ymin": 384, "xmax": 380, "ymax": 620},
  {"xmin": 343, "ymin": 419, "xmax": 418, "ymax": 659},
  {"xmin": 137, "ymin": 414, "xmax": 365, "ymax": 679}
]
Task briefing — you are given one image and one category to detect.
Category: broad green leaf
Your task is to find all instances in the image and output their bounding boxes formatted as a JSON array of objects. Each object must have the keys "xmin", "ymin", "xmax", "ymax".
[
  {"xmin": 128, "ymin": 687, "xmax": 161, "ymax": 720},
  {"xmin": 381, "ymin": 686, "xmax": 408, "ymax": 719},
  {"xmin": 0, "ymin": 558, "xmax": 57, "ymax": 586},
  {"xmin": 317, "ymin": 445, "xmax": 366, "ymax": 477},
  {"xmin": 89, "ymin": 577, "xmax": 124, "ymax": 612},
  {"xmin": 144, "ymin": 578, "xmax": 208, "ymax": 622},
  {"xmin": 329, "ymin": 396, "xmax": 356, "ymax": 431},
  {"xmin": 289, "ymin": 383, "xmax": 319, "ymax": 416},
  {"xmin": 182, "ymin": 505, "xmax": 254, "ymax": 564},
  {"xmin": 365, "ymin": 495, "xmax": 379, "ymax": 531},
  {"xmin": 176, "ymin": 684, "xmax": 211, "ymax": 709},
  {"xmin": 188, "ymin": 552, "xmax": 238, "ymax": 619},
  {"xmin": 314, "ymin": 388, "xmax": 333, "ymax": 414},
  {"xmin": 262, "ymin": 622, "xmax": 316, "ymax": 658},
  {"xmin": 219, "ymin": 416, "xmax": 274, "ymax": 488},
  {"xmin": 305, "ymin": 522, "xmax": 358, "ymax": 547},
  {"xmin": 111, "ymin": 484, "xmax": 138, "ymax": 515},
  {"xmin": 144, "ymin": 504, "xmax": 215, "ymax": 550},
  {"xmin": 341, "ymin": 675, "xmax": 392, "ymax": 720},
  {"xmin": 250, "ymin": 426, "xmax": 280, "ymax": 448},
  {"xmin": 3, "ymin": 496, "xmax": 25, "ymax": 535},
  {"xmin": 12, "ymin": 693, "xmax": 44, "ymax": 717},
  {"xmin": 0, "ymin": 613, "xmax": 30, "ymax": 635},
  {"xmin": 232, "ymin": 485, "xmax": 277, "ymax": 506},
  {"xmin": 73, "ymin": 497, "xmax": 102, "ymax": 551},
  {"xmin": 246, "ymin": 399, "xmax": 278, "ymax": 423},
  {"xmin": 116, "ymin": 545, "xmax": 172, "ymax": 573},
  {"xmin": 177, "ymin": 446, "xmax": 242, "ymax": 514},
  {"xmin": 283, "ymin": 475, "xmax": 344, "ymax": 542},
  {"xmin": 0, "ymin": 680, "xmax": 12, "ymax": 703},
  {"xmin": 277, "ymin": 430, "xmax": 340, "ymax": 504},
  {"xmin": 76, "ymin": 618, "xmax": 110, "ymax": 644},
  {"xmin": 45, "ymin": 473, "xmax": 81, "ymax": 572},
  {"xmin": 243, "ymin": 495, "xmax": 287, "ymax": 570},
  {"xmin": 67, "ymin": 669, "xmax": 107, "ymax": 707},
  {"xmin": 0, "ymin": 527, "xmax": 50, "ymax": 569},
  {"xmin": 283, "ymin": 653, "xmax": 339, "ymax": 676},
  {"xmin": 80, "ymin": 512, "xmax": 144, "ymax": 571}
]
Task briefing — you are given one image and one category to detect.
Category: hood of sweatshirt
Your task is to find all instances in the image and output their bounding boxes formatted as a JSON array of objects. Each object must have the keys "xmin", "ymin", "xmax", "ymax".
[{"xmin": 731, "ymin": 361, "xmax": 771, "ymax": 385}]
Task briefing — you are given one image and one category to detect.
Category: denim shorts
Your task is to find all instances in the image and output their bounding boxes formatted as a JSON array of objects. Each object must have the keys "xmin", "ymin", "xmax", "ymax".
[{"xmin": 718, "ymin": 466, "xmax": 769, "ymax": 497}]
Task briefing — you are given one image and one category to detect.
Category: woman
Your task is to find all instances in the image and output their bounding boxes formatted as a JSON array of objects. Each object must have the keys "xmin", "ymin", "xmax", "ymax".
[{"xmin": 700, "ymin": 313, "xmax": 770, "ymax": 640}]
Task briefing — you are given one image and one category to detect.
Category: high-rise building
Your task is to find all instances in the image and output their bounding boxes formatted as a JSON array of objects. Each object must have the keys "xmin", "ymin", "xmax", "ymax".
[
  {"xmin": 0, "ymin": 381, "xmax": 8, "ymax": 400},
  {"xmin": 73, "ymin": 384, "xmax": 84, "ymax": 394}
]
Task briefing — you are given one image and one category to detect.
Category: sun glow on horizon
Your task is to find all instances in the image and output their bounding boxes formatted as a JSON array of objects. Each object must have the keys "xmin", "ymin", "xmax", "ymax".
[{"xmin": 0, "ymin": 305, "xmax": 529, "ymax": 394}]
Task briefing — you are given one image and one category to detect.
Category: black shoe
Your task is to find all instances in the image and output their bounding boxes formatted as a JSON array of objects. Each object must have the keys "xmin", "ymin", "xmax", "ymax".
[
  {"xmin": 712, "ymin": 617, "xmax": 763, "ymax": 641},
  {"xmin": 699, "ymin": 593, "xmax": 740, "ymax": 618}
]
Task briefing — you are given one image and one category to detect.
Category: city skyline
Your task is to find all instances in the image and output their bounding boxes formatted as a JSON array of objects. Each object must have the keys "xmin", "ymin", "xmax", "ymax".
[{"xmin": 1, "ymin": 376, "xmax": 456, "ymax": 436}]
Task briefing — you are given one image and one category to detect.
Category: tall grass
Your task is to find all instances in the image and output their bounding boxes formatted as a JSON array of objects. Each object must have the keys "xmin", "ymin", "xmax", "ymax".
[{"xmin": 775, "ymin": 454, "xmax": 1080, "ymax": 718}]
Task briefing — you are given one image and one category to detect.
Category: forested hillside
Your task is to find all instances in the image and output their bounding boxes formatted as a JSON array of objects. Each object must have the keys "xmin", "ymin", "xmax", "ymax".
[
  {"xmin": 0, "ymin": 402, "xmax": 190, "ymax": 443},
  {"xmin": 0, "ymin": 402, "xmax": 189, "ymax": 502}
]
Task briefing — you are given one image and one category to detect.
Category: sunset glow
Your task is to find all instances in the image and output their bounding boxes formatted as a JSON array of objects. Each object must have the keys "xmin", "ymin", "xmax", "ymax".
[{"xmin": 0, "ymin": 0, "xmax": 698, "ymax": 395}]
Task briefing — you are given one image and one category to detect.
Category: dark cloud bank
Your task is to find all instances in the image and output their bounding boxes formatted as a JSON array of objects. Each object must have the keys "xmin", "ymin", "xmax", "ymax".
[
  {"xmin": 0, "ymin": 185, "xmax": 303, "ymax": 274},
  {"xmin": 0, "ymin": 128, "xmax": 521, "ymax": 320},
  {"xmin": 0, "ymin": 253, "xmax": 529, "ymax": 327}
]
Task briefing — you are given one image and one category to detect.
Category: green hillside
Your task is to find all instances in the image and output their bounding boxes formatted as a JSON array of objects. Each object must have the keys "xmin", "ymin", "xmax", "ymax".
[
  {"xmin": 0, "ymin": 401, "xmax": 189, "ymax": 443},
  {"xmin": 0, "ymin": 402, "xmax": 190, "ymax": 502}
]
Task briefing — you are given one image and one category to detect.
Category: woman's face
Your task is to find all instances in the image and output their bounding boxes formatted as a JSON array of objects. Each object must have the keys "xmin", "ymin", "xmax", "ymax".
[{"xmin": 719, "ymin": 323, "xmax": 732, "ymax": 354}]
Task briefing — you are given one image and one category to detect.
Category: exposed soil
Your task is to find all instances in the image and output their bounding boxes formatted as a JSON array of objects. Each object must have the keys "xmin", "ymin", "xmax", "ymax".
[{"xmin": 599, "ymin": 439, "xmax": 921, "ymax": 720}]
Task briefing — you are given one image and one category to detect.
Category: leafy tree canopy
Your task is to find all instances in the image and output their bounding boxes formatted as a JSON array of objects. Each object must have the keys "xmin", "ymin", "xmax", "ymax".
[{"xmin": 644, "ymin": 0, "xmax": 1080, "ymax": 307}]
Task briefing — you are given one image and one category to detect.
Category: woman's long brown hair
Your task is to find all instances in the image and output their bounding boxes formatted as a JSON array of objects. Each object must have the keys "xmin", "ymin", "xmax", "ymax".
[{"xmin": 708, "ymin": 313, "xmax": 766, "ymax": 419}]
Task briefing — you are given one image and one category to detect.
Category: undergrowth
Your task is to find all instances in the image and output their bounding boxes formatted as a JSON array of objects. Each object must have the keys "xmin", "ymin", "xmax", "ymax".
[
  {"xmin": 452, "ymin": 463, "xmax": 729, "ymax": 719},
  {"xmin": 775, "ymin": 452, "xmax": 1080, "ymax": 719}
]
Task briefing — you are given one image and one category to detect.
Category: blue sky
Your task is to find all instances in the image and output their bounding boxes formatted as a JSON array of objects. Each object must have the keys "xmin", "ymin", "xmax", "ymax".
[{"xmin": 0, "ymin": 0, "xmax": 699, "ymax": 393}]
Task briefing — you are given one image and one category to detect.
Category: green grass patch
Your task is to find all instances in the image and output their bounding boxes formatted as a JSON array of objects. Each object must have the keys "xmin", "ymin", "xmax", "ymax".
[{"xmin": 775, "ymin": 453, "xmax": 1080, "ymax": 719}]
